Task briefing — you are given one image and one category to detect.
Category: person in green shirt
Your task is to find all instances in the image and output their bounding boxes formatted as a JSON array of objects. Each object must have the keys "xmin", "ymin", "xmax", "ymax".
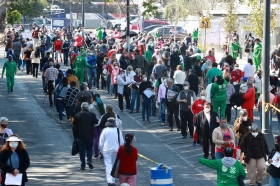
[
  {"xmin": 73, "ymin": 53, "xmax": 94, "ymax": 85},
  {"xmin": 97, "ymin": 27, "xmax": 103, "ymax": 41},
  {"xmin": 145, "ymin": 45, "xmax": 152, "ymax": 62},
  {"xmin": 231, "ymin": 38, "xmax": 241, "ymax": 64},
  {"xmin": 205, "ymin": 62, "xmax": 222, "ymax": 85},
  {"xmin": 253, "ymin": 38, "xmax": 262, "ymax": 71},
  {"xmin": 1, "ymin": 55, "xmax": 17, "ymax": 93},
  {"xmin": 192, "ymin": 28, "xmax": 198, "ymax": 44},
  {"xmin": 211, "ymin": 73, "xmax": 227, "ymax": 118},
  {"xmin": 199, "ymin": 147, "xmax": 246, "ymax": 186}
]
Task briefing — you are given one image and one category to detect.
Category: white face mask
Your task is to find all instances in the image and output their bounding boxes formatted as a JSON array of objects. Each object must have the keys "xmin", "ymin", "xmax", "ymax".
[
  {"xmin": 184, "ymin": 86, "xmax": 189, "ymax": 90},
  {"xmin": 204, "ymin": 108, "xmax": 210, "ymax": 113},
  {"xmin": 235, "ymin": 67, "xmax": 239, "ymax": 70},
  {"xmin": 201, "ymin": 96, "xmax": 205, "ymax": 100},
  {"xmin": 242, "ymin": 116, "xmax": 248, "ymax": 121},
  {"xmin": 252, "ymin": 132, "xmax": 258, "ymax": 137},
  {"xmin": 143, "ymin": 78, "xmax": 147, "ymax": 82},
  {"xmin": 115, "ymin": 66, "xmax": 119, "ymax": 69},
  {"xmin": 9, "ymin": 142, "xmax": 19, "ymax": 149}
]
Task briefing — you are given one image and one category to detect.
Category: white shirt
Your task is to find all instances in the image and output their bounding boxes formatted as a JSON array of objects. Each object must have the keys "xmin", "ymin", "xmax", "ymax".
[
  {"xmin": 26, "ymin": 41, "xmax": 32, "ymax": 49},
  {"xmin": 254, "ymin": 74, "xmax": 262, "ymax": 93},
  {"xmin": 243, "ymin": 63, "xmax": 254, "ymax": 77},
  {"xmin": 173, "ymin": 70, "xmax": 186, "ymax": 84},
  {"xmin": 205, "ymin": 83, "xmax": 212, "ymax": 103},
  {"xmin": 125, "ymin": 70, "xmax": 136, "ymax": 84},
  {"xmin": 98, "ymin": 127, "xmax": 124, "ymax": 153},
  {"xmin": 152, "ymin": 53, "xmax": 162, "ymax": 62},
  {"xmin": 204, "ymin": 111, "xmax": 211, "ymax": 125}
]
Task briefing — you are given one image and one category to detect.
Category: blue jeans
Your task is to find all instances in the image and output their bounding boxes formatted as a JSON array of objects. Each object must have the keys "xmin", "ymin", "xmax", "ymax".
[
  {"xmin": 56, "ymin": 99, "xmax": 65, "ymax": 121},
  {"xmin": 215, "ymin": 152, "xmax": 224, "ymax": 159},
  {"xmin": 64, "ymin": 50, "xmax": 69, "ymax": 65},
  {"xmin": 260, "ymin": 107, "xmax": 272, "ymax": 133},
  {"xmin": 77, "ymin": 138, "xmax": 93, "ymax": 168},
  {"xmin": 42, "ymin": 76, "xmax": 46, "ymax": 88},
  {"xmin": 22, "ymin": 59, "xmax": 26, "ymax": 69},
  {"xmin": 130, "ymin": 89, "xmax": 140, "ymax": 111},
  {"xmin": 87, "ymin": 68, "xmax": 97, "ymax": 87},
  {"xmin": 142, "ymin": 96, "xmax": 151, "ymax": 121},
  {"xmin": 158, "ymin": 98, "xmax": 165, "ymax": 123},
  {"xmin": 106, "ymin": 75, "xmax": 112, "ymax": 94},
  {"xmin": 269, "ymin": 176, "xmax": 280, "ymax": 186}
]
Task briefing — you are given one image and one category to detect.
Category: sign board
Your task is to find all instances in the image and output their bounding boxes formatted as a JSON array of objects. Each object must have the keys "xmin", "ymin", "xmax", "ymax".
[
  {"xmin": 200, "ymin": 17, "xmax": 211, "ymax": 29},
  {"xmin": 53, "ymin": 20, "xmax": 64, "ymax": 27}
]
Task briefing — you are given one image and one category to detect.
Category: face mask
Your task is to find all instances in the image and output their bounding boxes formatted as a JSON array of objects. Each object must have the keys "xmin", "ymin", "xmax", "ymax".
[
  {"xmin": 220, "ymin": 123, "xmax": 227, "ymax": 128},
  {"xmin": 242, "ymin": 117, "xmax": 248, "ymax": 121},
  {"xmin": 252, "ymin": 132, "xmax": 258, "ymax": 137},
  {"xmin": 184, "ymin": 86, "xmax": 189, "ymax": 90},
  {"xmin": 1, "ymin": 124, "xmax": 7, "ymax": 129},
  {"xmin": 121, "ymin": 73, "xmax": 125, "ymax": 76},
  {"xmin": 9, "ymin": 142, "xmax": 18, "ymax": 149},
  {"xmin": 115, "ymin": 66, "xmax": 118, "ymax": 69},
  {"xmin": 143, "ymin": 78, "xmax": 147, "ymax": 82},
  {"xmin": 201, "ymin": 96, "xmax": 205, "ymax": 100},
  {"xmin": 235, "ymin": 67, "xmax": 239, "ymax": 70},
  {"xmin": 204, "ymin": 108, "xmax": 210, "ymax": 113}
]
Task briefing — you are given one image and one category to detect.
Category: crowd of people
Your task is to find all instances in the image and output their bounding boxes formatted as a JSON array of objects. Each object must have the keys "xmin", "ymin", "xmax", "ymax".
[{"xmin": 3, "ymin": 23, "xmax": 280, "ymax": 186}]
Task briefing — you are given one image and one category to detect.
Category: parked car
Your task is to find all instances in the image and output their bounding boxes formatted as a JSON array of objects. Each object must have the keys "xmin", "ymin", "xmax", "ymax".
[
  {"xmin": 110, "ymin": 15, "xmax": 138, "ymax": 30},
  {"xmin": 143, "ymin": 25, "xmax": 163, "ymax": 33},
  {"xmin": 130, "ymin": 19, "xmax": 169, "ymax": 33},
  {"xmin": 148, "ymin": 26, "xmax": 187, "ymax": 40}
]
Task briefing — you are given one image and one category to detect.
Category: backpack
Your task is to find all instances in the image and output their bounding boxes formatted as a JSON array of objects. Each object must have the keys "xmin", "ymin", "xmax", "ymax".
[
  {"xmin": 94, "ymin": 96, "xmax": 105, "ymax": 115},
  {"xmin": 230, "ymin": 93, "xmax": 245, "ymax": 119},
  {"xmin": 115, "ymin": 114, "xmax": 122, "ymax": 131}
]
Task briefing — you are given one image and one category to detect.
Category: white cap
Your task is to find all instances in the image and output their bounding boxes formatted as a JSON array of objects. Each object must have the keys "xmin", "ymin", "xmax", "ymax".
[{"xmin": 6, "ymin": 136, "xmax": 22, "ymax": 142}]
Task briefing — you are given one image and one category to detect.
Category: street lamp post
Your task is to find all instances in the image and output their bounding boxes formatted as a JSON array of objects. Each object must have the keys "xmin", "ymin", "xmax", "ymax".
[
  {"xmin": 82, "ymin": 0, "xmax": 85, "ymax": 30},
  {"xmin": 126, "ymin": 0, "xmax": 130, "ymax": 56},
  {"xmin": 262, "ymin": 0, "xmax": 274, "ymax": 151}
]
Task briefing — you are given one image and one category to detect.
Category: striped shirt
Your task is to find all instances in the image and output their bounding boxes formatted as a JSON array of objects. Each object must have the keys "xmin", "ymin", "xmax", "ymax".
[{"xmin": 65, "ymin": 87, "xmax": 80, "ymax": 107}]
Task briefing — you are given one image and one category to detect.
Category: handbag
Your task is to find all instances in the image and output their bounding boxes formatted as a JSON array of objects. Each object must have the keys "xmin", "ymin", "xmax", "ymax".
[
  {"xmin": 237, "ymin": 162, "xmax": 245, "ymax": 186},
  {"xmin": 110, "ymin": 128, "xmax": 121, "ymax": 178},
  {"xmin": 71, "ymin": 139, "xmax": 79, "ymax": 156}
]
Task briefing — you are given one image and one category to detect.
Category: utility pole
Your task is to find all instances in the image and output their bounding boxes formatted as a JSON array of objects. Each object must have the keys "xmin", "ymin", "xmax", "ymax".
[
  {"xmin": 126, "ymin": 0, "xmax": 130, "ymax": 56},
  {"xmin": 262, "ymin": 0, "xmax": 274, "ymax": 151},
  {"xmin": 82, "ymin": 0, "xmax": 85, "ymax": 30},
  {"xmin": 70, "ymin": 2, "xmax": 72, "ymax": 33}
]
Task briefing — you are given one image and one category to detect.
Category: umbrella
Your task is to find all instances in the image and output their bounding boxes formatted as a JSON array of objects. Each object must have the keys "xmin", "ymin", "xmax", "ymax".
[{"xmin": 120, "ymin": 31, "xmax": 138, "ymax": 38}]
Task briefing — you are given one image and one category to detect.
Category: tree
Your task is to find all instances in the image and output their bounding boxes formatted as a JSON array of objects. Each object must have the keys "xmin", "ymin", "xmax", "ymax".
[
  {"xmin": 163, "ymin": 0, "xmax": 189, "ymax": 24},
  {"xmin": 8, "ymin": 0, "xmax": 48, "ymax": 18},
  {"xmin": 6, "ymin": 10, "xmax": 21, "ymax": 26},
  {"xmin": 186, "ymin": 0, "xmax": 219, "ymax": 18},
  {"xmin": 244, "ymin": 0, "xmax": 278, "ymax": 39},
  {"xmin": 219, "ymin": 0, "xmax": 239, "ymax": 37},
  {"xmin": 142, "ymin": 0, "xmax": 160, "ymax": 18}
]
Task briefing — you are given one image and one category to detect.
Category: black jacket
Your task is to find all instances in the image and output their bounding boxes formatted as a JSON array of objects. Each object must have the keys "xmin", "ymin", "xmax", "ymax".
[
  {"xmin": 120, "ymin": 56, "xmax": 131, "ymax": 70},
  {"xmin": 0, "ymin": 149, "xmax": 30, "ymax": 184},
  {"xmin": 164, "ymin": 84, "xmax": 180, "ymax": 106},
  {"xmin": 73, "ymin": 110, "xmax": 98, "ymax": 139},
  {"xmin": 98, "ymin": 113, "xmax": 121, "ymax": 129},
  {"xmin": 170, "ymin": 53, "xmax": 180, "ymax": 70},
  {"xmin": 187, "ymin": 74, "xmax": 199, "ymax": 95},
  {"xmin": 240, "ymin": 132, "xmax": 270, "ymax": 164},
  {"xmin": 268, "ymin": 147, "xmax": 280, "ymax": 178},
  {"xmin": 195, "ymin": 110, "xmax": 219, "ymax": 142}
]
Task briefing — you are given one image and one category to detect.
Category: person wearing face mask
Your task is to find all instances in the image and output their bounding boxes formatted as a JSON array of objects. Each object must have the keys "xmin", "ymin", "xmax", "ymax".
[
  {"xmin": 270, "ymin": 70, "xmax": 278, "ymax": 94},
  {"xmin": 170, "ymin": 48, "xmax": 180, "ymax": 78},
  {"xmin": 195, "ymin": 102, "xmax": 220, "ymax": 159},
  {"xmin": 111, "ymin": 63, "xmax": 121, "ymax": 99},
  {"xmin": 157, "ymin": 78, "xmax": 167, "ymax": 126},
  {"xmin": 0, "ymin": 117, "xmax": 13, "ymax": 149},
  {"xmin": 212, "ymin": 118, "xmax": 235, "ymax": 159},
  {"xmin": 224, "ymin": 76, "xmax": 235, "ymax": 123},
  {"xmin": 242, "ymin": 78, "xmax": 255, "ymax": 121},
  {"xmin": 231, "ymin": 38, "xmax": 241, "ymax": 65},
  {"xmin": 1, "ymin": 55, "xmax": 17, "ymax": 93},
  {"xmin": 253, "ymin": 38, "xmax": 262, "ymax": 71},
  {"xmin": 267, "ymin": 135, "xmax": 280, "ymax": 185},
  {"xmin": 191, "ymin": 91, "xmax": 206, "ymax": 146},
  {"xmin": 0, "ymin": 135, "xmax": 30, "ymax": 186},
  {"xmin": 117, "ymin": 69, "xmax": 129, "ymax": 112},
  {"xmin": 86, "ymin": 52, "xmax": 97, "ymax": 89},
  {"xmin": 177, "ymin": 81, "xmax": 196, "ymax": 139},
  {"xmin": 129, "ymin": 68, "xmax": 142, "ymax": 113},
  {"xmin": 139, "ymin": 75, "xmax": 154, "ymax": 122},
  {"xmin": 211, "ymin": 73, "xmax": 227, "ymax": 118},
  {"xmin": 240, "ymin": 124, "xmax": 270, "ymax": 186},
  {"xmin": 32, "ymin": 26, "xmax": 39, "ymax": 47},
  {"xmin": 233, "ymin": 109, "xmax": 252, "ymax": 145},
  {"xmin": 231, "ymin": 64, "xmax": 243, "ymax": 93},
  {"xmin": 173, "ymin": 65, "xmax": 186, "ymax": 91},
  {"xmin": 254, "ymin": 69, "xmax": 262, "ymax": 94}
]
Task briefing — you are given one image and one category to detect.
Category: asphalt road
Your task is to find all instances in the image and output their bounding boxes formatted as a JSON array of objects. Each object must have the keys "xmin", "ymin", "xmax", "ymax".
[{"xmin": 0, "ymin": 48, "xmax": 275, "ymax": 186}]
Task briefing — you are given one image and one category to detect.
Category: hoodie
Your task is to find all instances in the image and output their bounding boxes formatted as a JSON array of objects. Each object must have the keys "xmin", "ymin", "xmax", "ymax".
[
  {"xmin": 199, "ymin": 157, "xmax": 246, "ymax": 186},
  {"xmin": 211, "ymin": 78, "xmax": 227, "ymax": 102}
]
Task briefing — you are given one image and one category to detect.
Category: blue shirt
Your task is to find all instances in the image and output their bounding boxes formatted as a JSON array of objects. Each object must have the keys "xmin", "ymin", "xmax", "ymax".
[{"xmin": 7, "ymin": 152, "xmax": 19, "ymax": 169}]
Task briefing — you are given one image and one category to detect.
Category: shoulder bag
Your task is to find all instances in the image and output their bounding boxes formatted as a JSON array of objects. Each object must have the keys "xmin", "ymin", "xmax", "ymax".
[
  {"xmin": 71, "ymin": 139, "xmax": 79, "ymax": 156},
  {"xmin": 111, "ymin": 128, "xmax": 121, "ymax": 178}
]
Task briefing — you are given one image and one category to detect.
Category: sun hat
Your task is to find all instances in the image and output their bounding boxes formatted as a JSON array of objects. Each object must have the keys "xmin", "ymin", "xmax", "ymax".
[{"xmin": 6, "ymin": 136, "xmax": 22, "ymax": 142}]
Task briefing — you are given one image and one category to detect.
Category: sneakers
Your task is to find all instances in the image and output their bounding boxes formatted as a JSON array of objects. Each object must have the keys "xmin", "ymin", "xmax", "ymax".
[
  {"xmin": 192, "ymin": 141, "xmax": 196, "ymax": 147},
  {"xmin": 80, "ymin": 167, "xmax": 85, "ymax": 170},
  {"xmin": 87, "ymin": 161, "xmax": 94, "ymax": 169},
  {"xmin": 62, "ymin": 111, "xmax": 66, "ymax": 116}
]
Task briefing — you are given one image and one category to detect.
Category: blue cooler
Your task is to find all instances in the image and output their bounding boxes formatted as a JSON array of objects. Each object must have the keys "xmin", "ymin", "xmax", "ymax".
[{"xmin": 150, "ymin": 163, "xmax": 173, "ymax": 186}]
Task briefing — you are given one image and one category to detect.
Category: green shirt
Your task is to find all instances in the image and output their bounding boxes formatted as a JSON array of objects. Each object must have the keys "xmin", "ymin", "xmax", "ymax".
[
  {"xmin": 211, "ymin": 79, "xmax": 227, "ymax": 101},
  {"xmin": 2, "ymin": 61, "xmax": 17, "ymax": 76},
  {"xmin": 205, "ymin": 67, "xmax": 222, "ymax": 85},
  {"xmin": 192, "ymin": 29, "xmax": 198, "ymax": 39},
  {"xmin": 199, "ymin": 158, "xmax": 246, "ymax": 186},
  {"xmin": 73, "ymin": 56, "xmax": 93, "ymax": 71},
  {"xmin": 145, "ymin": 50, "xmax": 152, "ymax": 62},
  {"xmin": 254, "ymin": 43, "xmax": 262, "ymax": 57}
]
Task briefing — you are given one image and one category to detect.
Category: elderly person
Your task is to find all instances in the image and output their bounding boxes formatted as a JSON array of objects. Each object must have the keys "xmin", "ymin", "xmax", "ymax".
[
  {"xmin": 212, "ymin": 118, "xmax": 235, "ymax": 159},
  {"xmin": 99, "ymin": 118, "xmax": 124, "ymax": 186},
  {"xmin": 129, "ymin": 68, "xmax": 142, "ymax": 113},
  {"xmin": 117, "ymin": 69, "xmax": 129, "ymax": 112},
  {"xmin": 177, "ymin": 81, "xmax": 196, "ymax": 139},
  {"xmin": 0, "ymin": 117, "xmax": 13, "ymax": 148},
  {"xmin": 111, "ymin": 62, "xmax": 121, "ymax": 99},
  {"xmin": 157, "ymin": 77, "xmax": 167, "ymax": 126},
  {"xmin": 233, "ymin": 109, "xmax": 252, "ymax": 145},
  {"xmin": 224, "ymin": 76, "xmax": 235, "ymax": 123},
  {"xmin": 0, "ymin": 135, "xmax": 30, "ymax": 186},
  {"xmin": 240, "ymin": 124, "xmax": 270, "ymax": 186},
  {"xmin": 173, "ymin": 65, "xmax": 186, "ymax": 91}
]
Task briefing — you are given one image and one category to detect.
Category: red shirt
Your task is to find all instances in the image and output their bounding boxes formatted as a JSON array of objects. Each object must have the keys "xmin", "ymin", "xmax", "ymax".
[
  {"xmin": 54, "ymin": 40, "xmax": 63, "ymax": 51},
  {"xmin": 32, "ymin": 30, "xmax": 39, "ymax": 39},
  {"xmin": 274, "ymin": 94, "xmax": 279, "ymax": 103},
  {"xmin": 117, "ymin": 145, "xmax": 138, "ymax": 175},
  {"xmin": 107, "ymin": 49, "xmax": 117, "ymax": 58},
  {"xmin": 192, "ymin": 99, "xmax": 206, "ymax": 115},
  {"xmin": 205, "ymin": 55, "xmax": 216, "ymax": 63},
  {"xmin": 75, "ymin": 36, "xmax": 83, "ymax": 47},
  {"xmin": 71, "ymin": 52, "xmax": 78, "ymax": 64},
  {"xmin": 231, "ymin": 69, "xmax": 243, "ymax": 82},
  {"xmin": 242, "ymin": 87, "xmax": 255, "ymax": 109}
]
